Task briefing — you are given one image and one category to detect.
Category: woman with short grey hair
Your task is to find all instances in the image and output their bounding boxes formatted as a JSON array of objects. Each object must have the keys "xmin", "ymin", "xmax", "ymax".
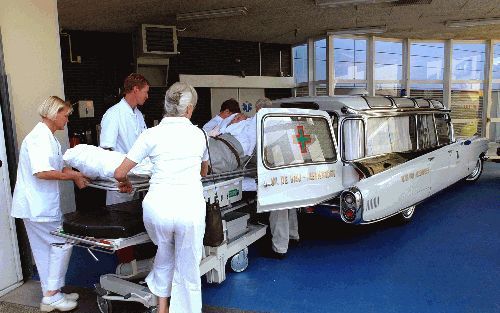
[{"xmin": 114, "ymin": 82, "xmax": 208, "ymax": 313}]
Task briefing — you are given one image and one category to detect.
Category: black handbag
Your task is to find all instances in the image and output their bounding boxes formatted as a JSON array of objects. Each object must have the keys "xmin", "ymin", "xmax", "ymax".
[
  {"xmin": 203, "ymin": 199, "xmax": 224, "ymax": 247},
  {"xmin": 202, "ymin": 131, "xmax": 224, "ymax": 247}
]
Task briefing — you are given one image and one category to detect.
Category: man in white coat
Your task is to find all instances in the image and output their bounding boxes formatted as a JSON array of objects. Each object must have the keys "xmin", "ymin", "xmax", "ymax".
[{"xmin": 100, "ymin": 73, "xmax": 149, "ymax": 204}]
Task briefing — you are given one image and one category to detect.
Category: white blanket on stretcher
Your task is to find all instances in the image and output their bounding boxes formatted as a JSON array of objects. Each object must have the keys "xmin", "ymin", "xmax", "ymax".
[{"xmin": 63, "ymin": 144, "xmax": 152, "ymax": 180}]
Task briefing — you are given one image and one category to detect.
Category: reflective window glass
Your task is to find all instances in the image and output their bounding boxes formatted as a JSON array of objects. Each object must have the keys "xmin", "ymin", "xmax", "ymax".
[
  {"xmin": 452, "ymin": 43, "xmax": 485, "ymax": 80},
  {"xmin": 410, "ymin": 42, "xmax": 445, "ymax": 80},
  {"xmin": 451, "ymin": 83, "xmax": 483, "ymax": 137},
  {"xmin": 375, "ymin": 40, "xmax": 403, "ymax": 80},
  {"xmin": 343, "ymin": 119, "xmax": 365, "ymax": 160},
  {"xmin": 334, "ymin": 38, "xmax": 367, "ymax": 80},
  {"xmin": 435, "ymin": 114, "xmax": 451, "ymax": 145},
  {"xmin": 315, "ymin": 38, "xmax": 327, "ymax": 81},
  {"xmin": 366, "ymin": 116, "xmax": 417, "ymax": 156},
  {"xmin": 417, "ymin": 114, "xmax": 437, "ymax": 149},
  {"xmin": 263, "ymin": 115, "xmax": 336, "ymax": 168},
  {"xmin": 293, "ymin": 44, "xmax": 308, "ymax": 84},
  {"xmin": 493, "ymin": 43, "xmax": 500, "ymax": 80}
]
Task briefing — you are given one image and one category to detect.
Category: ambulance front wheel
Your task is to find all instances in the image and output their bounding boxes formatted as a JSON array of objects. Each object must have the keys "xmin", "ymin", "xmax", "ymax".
[
  {"xmin": 397, "ymin": 205, "xmax": 416, "ymax": 224},
  {"xmin": 97, "ymin": 295, "xmax": 112, "ymax": 313},
  {"xmin": 230, "ymin": 248, "xmax": 249, "ymax": 272}
]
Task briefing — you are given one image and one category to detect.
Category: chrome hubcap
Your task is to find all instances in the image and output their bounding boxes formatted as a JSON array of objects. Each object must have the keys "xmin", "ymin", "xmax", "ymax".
[{"xmin": 467, "ymin": 160, "xmax": 482, "ymax": 180}]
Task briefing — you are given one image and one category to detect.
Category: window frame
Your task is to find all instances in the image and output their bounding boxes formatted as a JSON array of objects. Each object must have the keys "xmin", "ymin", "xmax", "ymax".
[{"xmin": 261, "ymin": 113, "xmax": 338, "ymax": 170}]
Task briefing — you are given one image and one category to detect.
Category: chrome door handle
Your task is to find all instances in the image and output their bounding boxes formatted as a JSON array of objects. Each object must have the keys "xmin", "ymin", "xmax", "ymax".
[{"xmin": 428, "ymin": 157, "xmax": 434, "ymax": 161}]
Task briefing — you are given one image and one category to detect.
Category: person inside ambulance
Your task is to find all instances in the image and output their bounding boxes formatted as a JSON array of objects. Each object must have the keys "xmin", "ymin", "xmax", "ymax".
[
  {"xmin": 99, "ymin": 73, "xmax": 149, "ymax": 204},
  {"xmin": 10, "ymin": 96, "xmax": 89, "ymax": 312},
  {"xmin": 114, "ymin": 82, "xmax": 209, "ymax": 313},
  {"xmin": 202, "ymin": 98, "xmax": 240, "ymax": 136}
]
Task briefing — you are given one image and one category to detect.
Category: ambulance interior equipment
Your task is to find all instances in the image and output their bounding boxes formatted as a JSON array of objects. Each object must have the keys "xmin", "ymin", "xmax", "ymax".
[{"xmin": 51, "ymin": 168, "xmax": 266, "ymax": 312}]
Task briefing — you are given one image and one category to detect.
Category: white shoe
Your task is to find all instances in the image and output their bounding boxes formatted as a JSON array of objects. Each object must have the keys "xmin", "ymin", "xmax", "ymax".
[
  {"xmin": 40, "ymin": 297, "xmax": 77, "ymax": 312},
  {"xmin": 63, "ymin": 293, "xmax": 79, "ymax": 301}
]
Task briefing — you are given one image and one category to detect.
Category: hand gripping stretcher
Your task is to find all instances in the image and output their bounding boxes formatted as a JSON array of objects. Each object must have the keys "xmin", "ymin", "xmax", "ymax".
[{"xmin": 50, "ymin": 171, "xmax": 266, "ymax": 313}]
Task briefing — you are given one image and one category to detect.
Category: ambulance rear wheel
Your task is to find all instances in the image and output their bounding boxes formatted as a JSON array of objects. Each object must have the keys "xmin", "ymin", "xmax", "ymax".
[
  {"xmin": 230, "ymin": 248, "xmax": 249, "ymax": 273},
  {"xmin": 97, "ymin": 295, "xmax": 112, "ymax": 313},
  {"xmin": 465, "ymin": 158, "xmax": 483, "ymax": 183}
]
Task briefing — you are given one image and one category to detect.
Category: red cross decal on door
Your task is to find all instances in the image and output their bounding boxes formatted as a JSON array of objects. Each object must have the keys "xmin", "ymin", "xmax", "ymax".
[{"xmin": 295, "ymin": 125, "xmax": 312, "ymax": 153}]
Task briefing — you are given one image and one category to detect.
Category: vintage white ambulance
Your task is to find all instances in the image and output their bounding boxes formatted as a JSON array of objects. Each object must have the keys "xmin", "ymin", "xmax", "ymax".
[{"xmin": 255, "ymin": 96, "xmax": 489, "ymax": 224}]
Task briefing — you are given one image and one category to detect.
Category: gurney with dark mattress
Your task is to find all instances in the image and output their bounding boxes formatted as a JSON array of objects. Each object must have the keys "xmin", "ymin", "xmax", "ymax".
[{"xmin": 51, "ymin": 175, "xmax": 266, "ymax": 312}]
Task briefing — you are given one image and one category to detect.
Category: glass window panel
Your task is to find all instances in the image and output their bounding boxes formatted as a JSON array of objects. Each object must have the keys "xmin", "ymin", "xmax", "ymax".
[
  {"xmin": 314, "ymin": 38, "xmax": 326, "ymax": 81},
  {"xmin": 343, "ymin": 119, "xmax": 365, "ymax": 160},
  {"xmin": 452, "ymin": 43, "xmax": 486, "ymax": 80},
  {"xmin": 375, "ymin": 40, "xmax": 402, "ymax": 81},
  {"xmin": 435, "ymin": 114, "xmax": 451, "ymax": 145},
  {"xmin": 451, "ymin": 83, "xmax": 484, "ymax": 137},
  {"xmin": 410, "ymin": 42, "xmax": 445, "ymax": 80},
  {"xmin": 375, "ymin": 83, "xmax": 401, "ymax": 97},
  {"xmin": 410, "ymin": 84, "xmax": 444, "ymax": 102},
  {"xmin": 417, "ymin": 114, "xmax": 437, "ymax": 149},
  {"xmin": 334, "ymin": 37, "xmax": 367, "ymax": 80},
  {"xmin": 293, "ymin": 44, "xmax": 308, "ymax": 84},
  {"xmin": 490, "ymin": 83, "xmax": 500, "ymax": 142},
  {"xmin": 263, "ymin": 115, "xmax": 336, "ymax": 168},
  {"xmin": 366, "ymin": 116, "xmax": 417, "ymax": 156},
  {"xmin": 493, "ymin": 43, "xmax": 500, "ymax": 80}
]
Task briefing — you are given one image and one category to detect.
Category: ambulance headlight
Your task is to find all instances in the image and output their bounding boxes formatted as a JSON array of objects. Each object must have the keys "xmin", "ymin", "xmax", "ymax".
[{"xmin": 340, "ymin": 187, "xmax": 363, "ymax": 224}]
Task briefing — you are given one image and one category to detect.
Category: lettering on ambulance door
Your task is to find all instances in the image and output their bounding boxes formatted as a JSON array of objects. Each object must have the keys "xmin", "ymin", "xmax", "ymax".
[{"xmin": 256, "ymin": 108, "xmax": 343, "ymax": 212}]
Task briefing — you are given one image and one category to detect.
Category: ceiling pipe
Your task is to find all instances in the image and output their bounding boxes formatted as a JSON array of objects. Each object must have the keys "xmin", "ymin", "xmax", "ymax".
[{"xmin": 258, "ymin": 42, "xmax": 262, "ymax": 76}]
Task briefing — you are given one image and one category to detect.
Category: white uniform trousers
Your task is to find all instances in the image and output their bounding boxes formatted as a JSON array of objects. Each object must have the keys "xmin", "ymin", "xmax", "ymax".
[
  {"xmin": 23, "ymin": 220, "xmax": 73, "ymax": 294},
  {"xmin": 142, "ymin": 189, "xmax": 205, "ymax": 313},
  {"xmin": 269, "ymin": 209, "xmax": 299, "ymax": 254}
]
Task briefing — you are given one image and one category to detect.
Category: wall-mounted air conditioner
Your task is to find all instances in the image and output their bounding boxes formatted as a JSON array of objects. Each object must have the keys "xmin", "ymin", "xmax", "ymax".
[{"xmin": 139, "ymin": 24, "xmax": 178, "ymax": 55}]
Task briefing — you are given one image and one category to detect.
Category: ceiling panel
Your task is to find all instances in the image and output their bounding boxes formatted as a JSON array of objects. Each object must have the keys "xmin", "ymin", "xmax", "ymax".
[{"xmin": 57, "ymin": 0, "xmax": 500, "ymax": 43}]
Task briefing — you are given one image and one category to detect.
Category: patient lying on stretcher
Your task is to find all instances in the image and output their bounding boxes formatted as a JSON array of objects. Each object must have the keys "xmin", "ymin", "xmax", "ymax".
[
  {"xmin": 63, "ymin": 114, "xmax": 253, "ymax": 179},
  {"xmin": 207, "ymin": 113, "xmax": 257, "ymax": 174},
  {"xmin": 63, "ymin": 144, "xmax": 152, "ymax": 181}
]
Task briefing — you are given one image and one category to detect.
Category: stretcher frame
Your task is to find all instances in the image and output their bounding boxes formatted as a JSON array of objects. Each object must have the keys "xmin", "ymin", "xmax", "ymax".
[{"xmin": 51, "ymin": 174, "xmax": 265, "ymax": 312}]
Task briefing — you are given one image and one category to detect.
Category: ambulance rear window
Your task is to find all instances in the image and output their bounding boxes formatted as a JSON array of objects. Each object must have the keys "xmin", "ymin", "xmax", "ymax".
[{"xmin": 262, "ymin": 115, "xmax": 336, "ymax": 169}]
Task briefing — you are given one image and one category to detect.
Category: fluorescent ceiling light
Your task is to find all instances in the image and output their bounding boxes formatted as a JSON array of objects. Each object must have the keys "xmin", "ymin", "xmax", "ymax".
[
  {"xmin": 327, "ymin": 26, "xmax": 387, "ymax": 35},
  {"xmin": 446, "ymin": 17, "xmax": 500, "ymax": 28},
  {"xmin": 316, "ymin": 0, "xmax": 397, "ymax": 7},
  {"xmin": 177, "ymin": 6, "xmax": 248, "ymax": 21}
]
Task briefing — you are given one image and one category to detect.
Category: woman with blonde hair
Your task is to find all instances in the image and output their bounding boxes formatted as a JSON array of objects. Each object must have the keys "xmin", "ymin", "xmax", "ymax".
[
  {"xmin": 11, "ymin": 96, "xmax": 89, "ymax": 311},
  {"xmin": 114, "ymin": 82, "xmax": 208, "ymax": 313}
]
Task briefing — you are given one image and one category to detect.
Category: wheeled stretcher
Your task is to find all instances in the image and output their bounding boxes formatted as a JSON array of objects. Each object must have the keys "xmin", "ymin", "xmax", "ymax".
[{"xmin": 51, "ymin": 172, "xmax": 266, "ymax": 312}]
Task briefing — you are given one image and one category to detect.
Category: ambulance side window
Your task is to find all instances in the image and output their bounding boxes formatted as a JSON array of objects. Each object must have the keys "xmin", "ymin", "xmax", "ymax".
[
  {"xmin": 262, "ymin": 115, "xmax": 336, "ymax": 169},
  {"xmin": 434, "ymin": 114, "xmax": 451, "ymax": 146}
]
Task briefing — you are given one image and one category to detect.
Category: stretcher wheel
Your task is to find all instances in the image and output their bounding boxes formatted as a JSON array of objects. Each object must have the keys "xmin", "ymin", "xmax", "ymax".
[
  {"xmin": 97, "ymin": 295, "xmax": 112, "ymax": 313},
  {"xmin": 230, "ymin": 248, "xmax": 249, "ymax": 272}
]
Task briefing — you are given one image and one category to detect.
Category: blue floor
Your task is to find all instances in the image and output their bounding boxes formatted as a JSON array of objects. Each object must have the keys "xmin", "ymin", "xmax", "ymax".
[
  {"xmin": 55, "ymin": 162, "xmax": 499, "ymax": 313},
  {"xmin": 202, "ymin": 162, "xmax": 500, "ymax": 313}
]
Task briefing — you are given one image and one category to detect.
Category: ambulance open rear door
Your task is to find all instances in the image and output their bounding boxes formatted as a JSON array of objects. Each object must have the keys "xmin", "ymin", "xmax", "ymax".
[{"xmin": 256, "ymin": 108, "xmax": 343, "ymax": 213}]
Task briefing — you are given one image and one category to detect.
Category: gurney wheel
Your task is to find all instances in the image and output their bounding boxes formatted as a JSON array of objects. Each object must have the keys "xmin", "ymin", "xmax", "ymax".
[
  {"xmin": 97, "ymin": 295, "xmax": 112, "ymax": 313},
  {"xmin": 230, "ymin": 248, "xmax": 249, "ymax": 273}
]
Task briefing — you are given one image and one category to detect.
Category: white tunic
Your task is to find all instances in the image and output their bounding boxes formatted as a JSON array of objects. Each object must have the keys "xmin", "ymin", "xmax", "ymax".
[
  {"xmin": 11, "ymin": 122, "xmax": 63, "ymax": 222},
  {"xmin": 99, "ymin": 98, "xmax": 147, "ymax": 153},
  {"xmin": 126, "ymin": 117, "xmax": 208, "ymax": 312},
  {"xmin": 127, "ymin": 117, "xmax": 208, "ymax": 187}
]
